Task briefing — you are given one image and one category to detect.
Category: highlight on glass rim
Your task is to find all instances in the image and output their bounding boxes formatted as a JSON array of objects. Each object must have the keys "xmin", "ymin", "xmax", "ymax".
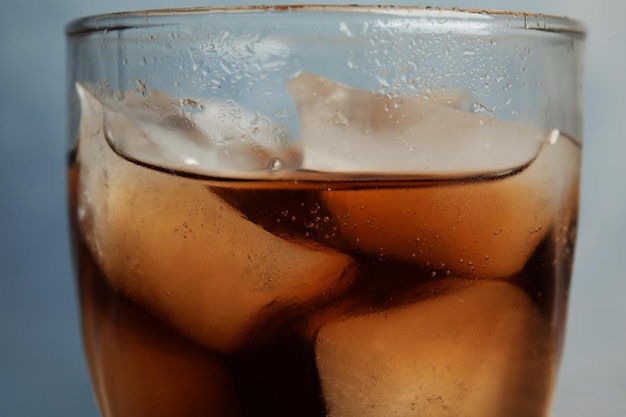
[{"xmin": 66, "ymin": 6, "xmax": 586, "ymax": 417}]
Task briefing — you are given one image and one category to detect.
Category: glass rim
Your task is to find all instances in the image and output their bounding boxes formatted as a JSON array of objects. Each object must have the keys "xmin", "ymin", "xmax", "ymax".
[{"xmin": 66, "ymin": 5, "xmax": 586, "ymax": 37}]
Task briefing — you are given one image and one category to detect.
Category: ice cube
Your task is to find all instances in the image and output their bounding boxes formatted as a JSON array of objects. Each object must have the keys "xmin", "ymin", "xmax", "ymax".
[
  {"xmin": 288, "ymin": 72, "xmax": 545, "ymax": 175},
  {"xmin": 315, "ymin": 281, "xmax": 553, "ymax": 417},
  {"xmin": 75, "ymin": 83, "xmax": 355, "ymax": 353},
  {"xmin": 289, "ymin": 74, "xmax": 559, "ymax": 278},
  {"xmin": 86, "ymin": 81, "xmax": 302, "ymax": 178},
  {"xmin": 79, "ymin": 259, "xmax": 241, "ymax": 417},
  {"xmin": 320, "ymin": 170, "xmax": 555, "ymax": 279}
]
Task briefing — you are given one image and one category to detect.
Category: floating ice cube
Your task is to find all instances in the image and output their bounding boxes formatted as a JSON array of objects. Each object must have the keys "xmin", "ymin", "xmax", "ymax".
[
  {"xmin": 315, "ymin": 281, "xmax": 553, "ymax": 417},
  {"xmin": 288, "ymin": 72, "xmax": 545, "ymax": 175},
  {"xmin": 80, "ymin": 81, "xmax": 302, "ymax": 178},
  {"xmin": 75, "ymin": 84, "xmax": 354, "ymax": 353},
  {"xmin": 288, "ymin": 73, "xmax": 567, "ymax": 278}
]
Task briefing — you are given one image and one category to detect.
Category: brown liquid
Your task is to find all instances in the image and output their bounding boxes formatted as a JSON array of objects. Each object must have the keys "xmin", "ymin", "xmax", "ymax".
[{"xmin": 68, "ymin": 132, "xmax": 579, "ymax": 417}]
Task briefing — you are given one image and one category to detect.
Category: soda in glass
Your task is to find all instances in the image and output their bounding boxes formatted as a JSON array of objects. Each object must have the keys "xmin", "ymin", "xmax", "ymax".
[{"xmin": 66, "ymin": 6, "xmax": 586, "ymax": 417}]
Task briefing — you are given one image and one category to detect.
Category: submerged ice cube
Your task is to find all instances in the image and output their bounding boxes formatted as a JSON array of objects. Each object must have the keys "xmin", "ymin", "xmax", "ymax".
[
  {"xmin": 79, "ymin": 262, "xmax": 241, "ymax": 417},
  {"xmin": 315, "ymin": 281, "xmax": 553, "ymax": 417},
  {"xmin": 289, "ymin": 73, "xmax": 567, "ymax": 278},
  {"xmin": 75, "ymin": 84, "xmax": 354, "ymax": 353}
]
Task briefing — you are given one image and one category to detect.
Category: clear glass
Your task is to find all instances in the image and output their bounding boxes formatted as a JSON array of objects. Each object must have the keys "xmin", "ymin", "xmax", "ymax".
[{"xmin": 66, "ymin": 6, "xmax": 585, "ymax": 417}]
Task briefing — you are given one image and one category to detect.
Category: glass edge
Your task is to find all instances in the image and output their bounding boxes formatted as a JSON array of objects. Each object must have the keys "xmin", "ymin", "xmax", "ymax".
[{"xmin": 65, "ymin": 5, "xmax": 587, "ymax": 37}]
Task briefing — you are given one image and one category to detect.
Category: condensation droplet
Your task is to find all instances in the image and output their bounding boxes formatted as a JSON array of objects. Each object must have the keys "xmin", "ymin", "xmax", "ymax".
[{"xmin": 268, "ymin": 158, "xmax": 283, "ymax": 172}]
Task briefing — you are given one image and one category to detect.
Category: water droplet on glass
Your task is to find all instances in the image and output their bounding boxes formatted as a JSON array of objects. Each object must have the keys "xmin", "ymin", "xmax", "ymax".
[{"xmin": 268, "ymin": 158, "xmax": 283, "ymax": 172}]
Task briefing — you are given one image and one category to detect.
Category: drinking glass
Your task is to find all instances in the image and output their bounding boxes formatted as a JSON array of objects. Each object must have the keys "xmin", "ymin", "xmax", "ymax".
[{"xmin": 66, "ymin": 6, "xmax": 586, "ymax": 417}]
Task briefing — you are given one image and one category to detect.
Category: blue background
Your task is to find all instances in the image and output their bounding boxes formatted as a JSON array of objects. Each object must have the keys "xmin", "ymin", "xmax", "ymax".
[{"xmin": 1, "ymin": 0, "xmax": 624, "ymax": 416}]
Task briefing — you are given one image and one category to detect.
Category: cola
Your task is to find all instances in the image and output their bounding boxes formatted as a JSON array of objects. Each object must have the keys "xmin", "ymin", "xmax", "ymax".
[{"xmin": 68, "ymin": 74, "xmax": 580, "ymax": 417}]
